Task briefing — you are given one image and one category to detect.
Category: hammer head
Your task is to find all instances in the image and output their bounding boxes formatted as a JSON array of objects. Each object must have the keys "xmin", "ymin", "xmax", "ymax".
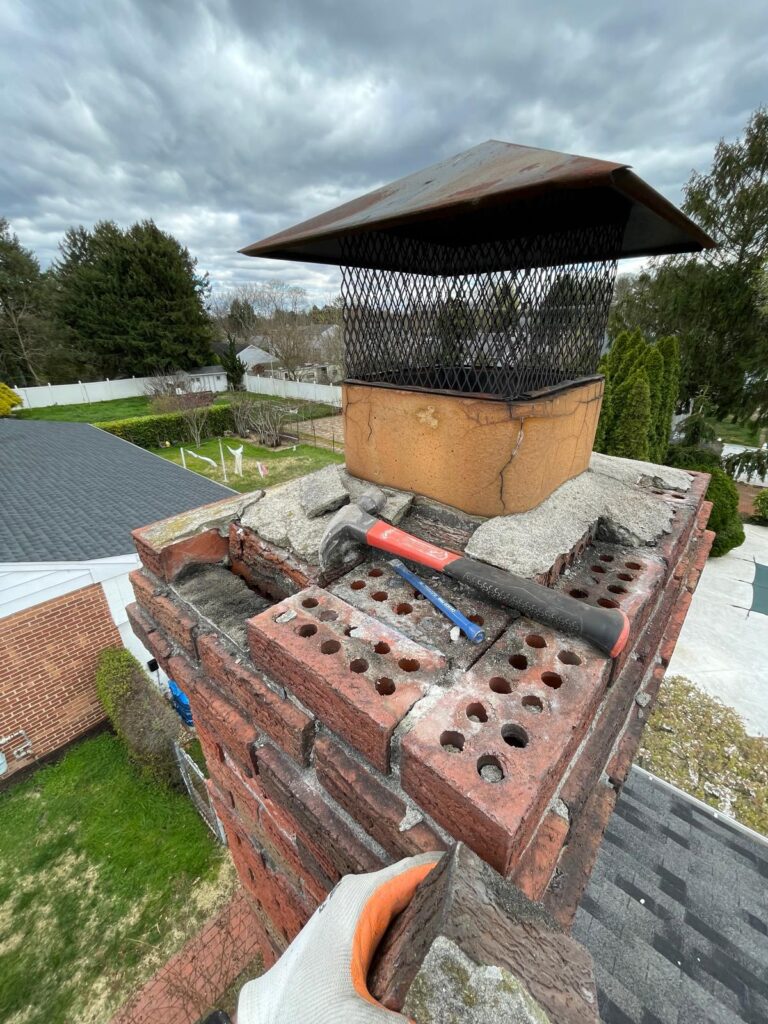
[{"xmin": 319, "ymin": 490, "xmax": 384, "ymax": 570}]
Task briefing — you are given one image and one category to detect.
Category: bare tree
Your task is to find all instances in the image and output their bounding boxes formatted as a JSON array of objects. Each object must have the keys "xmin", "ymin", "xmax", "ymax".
[
  {"xmin": 181, "ymin": 402, "xmax": 211, "ymax": 446},
  {"xmin": 250, "ymin": 401, "xmax": 288, "ymax": 446}
]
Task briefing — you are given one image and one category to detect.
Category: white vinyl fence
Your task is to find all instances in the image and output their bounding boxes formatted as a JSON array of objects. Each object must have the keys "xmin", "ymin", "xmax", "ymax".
[
  {"xmin": 12, "ymin": 371, "xmax": 229, "ymax": 409},
  {"xmin": 245, "ymin": 375, "xmax": 341, "ymax": 407},
  {"xmin": 13, "ymin": 372, "xmax": 341, "ymax": 410}
]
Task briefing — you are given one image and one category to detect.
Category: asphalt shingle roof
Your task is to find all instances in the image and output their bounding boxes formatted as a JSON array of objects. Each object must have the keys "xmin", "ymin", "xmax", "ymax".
[
  {"xmin": 0, "ymin": 420, "xmax": 234, "ymax": 562},
  {"xmin": 575, "ymin": 767, "xmax": 768, "ymax": 1024}
]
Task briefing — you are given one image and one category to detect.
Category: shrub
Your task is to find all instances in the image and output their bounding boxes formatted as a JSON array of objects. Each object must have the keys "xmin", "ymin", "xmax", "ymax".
[
  {"xmin": 596, "ymin": 330, "xmax": 681, "ymax": 463},
  {"xmin": 608, "ymin": 367, "xmax": 652, "ymax": 460},
  {"xmin": 0, "ymin": 381, "xmax": 22, "ymax": 416},
  {"xmin": 754, "ymin": 488, "xmax": 768, "ymax": 524},
  {"xmin": 663, "ymin": 453, "xmax": 745, "ymax": 556},
  {"xmin": 96, "ymin": 648, "xmax": 182, "ymax": 786},
  {"xmin": 99, "ymin": 403, "xmax": 235, "ymax": 448},
  {"xmin": 665, "ymin": 445, "xmax": 721, "ymax": 471}
]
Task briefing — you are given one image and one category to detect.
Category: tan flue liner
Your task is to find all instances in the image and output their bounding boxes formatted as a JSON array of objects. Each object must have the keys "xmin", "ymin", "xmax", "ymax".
[{"xmin": 343, "ymin": 379, "xmax": 604, "ymax": 517}]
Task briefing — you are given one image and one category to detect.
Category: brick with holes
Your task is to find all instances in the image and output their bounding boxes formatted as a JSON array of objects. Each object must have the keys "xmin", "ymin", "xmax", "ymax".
[
  {"xmin": 329, "ymin": 560, "xmax": 512, "ymax": 670},
  {"xmin": 247, "ymin": 586, "xmax": 445, "ymax": 772},
  {"xmin": 401, "ymin": 619, "xmax": 610, "ymax": 875}
]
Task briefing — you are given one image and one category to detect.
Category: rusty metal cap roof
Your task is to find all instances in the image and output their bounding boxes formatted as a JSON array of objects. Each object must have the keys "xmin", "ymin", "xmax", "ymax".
[{"xmin": 240, "ymin": 140, "xmax": 714, "ymax": 268}]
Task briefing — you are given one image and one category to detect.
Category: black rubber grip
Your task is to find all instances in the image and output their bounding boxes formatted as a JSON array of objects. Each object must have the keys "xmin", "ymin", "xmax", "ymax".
[{"xmin": 444, "ymin": 557, "xmax": 629, "ymax": 657}]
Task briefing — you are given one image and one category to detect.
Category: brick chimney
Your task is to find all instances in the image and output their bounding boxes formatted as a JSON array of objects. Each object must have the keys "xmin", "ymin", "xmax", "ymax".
[{"xmin": 126, "ymin": 143, "xmax": 716, "ymax": 1019}]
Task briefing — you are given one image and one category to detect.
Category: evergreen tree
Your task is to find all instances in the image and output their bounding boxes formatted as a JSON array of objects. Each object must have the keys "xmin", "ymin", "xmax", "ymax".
[
  {"xmin": 607, "ymin": 367, "xmax": 652, "ymax": 460},
  {"xmin": 593, "ymin": 368, "xmax": 611, "ymax": 453},
  {"xmin": 610, "ymin": 107, "xmax": 768, "ymax": 422},
  {"xmin": 0, "ymin": 219, "xmax": 51, "ymax": 385},
  {"xmin": 51, "ymin": 220, "xmax": 213, "ymax": 377},
  {"xmin": 221, "ymin": 338, "xmax": 246, "ymax": 390},
  {"xmin": 644, "ymin": 346, "xmax": 666, "ymax": 461},
  {"xmin": 657, "ymin": 335, "xmax": 681, "ymax": 457}
]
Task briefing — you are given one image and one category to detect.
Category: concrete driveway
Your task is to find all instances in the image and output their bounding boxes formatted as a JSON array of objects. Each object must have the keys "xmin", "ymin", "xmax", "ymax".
[{"xmin": 667, "ymin": 523, "xmax": 768, "ymax": 736}]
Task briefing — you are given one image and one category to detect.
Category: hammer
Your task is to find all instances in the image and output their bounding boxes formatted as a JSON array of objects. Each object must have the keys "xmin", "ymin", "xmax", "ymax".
[{"xmin": 319, "ymin": 499, "xmax": 630, "ymax": 658}]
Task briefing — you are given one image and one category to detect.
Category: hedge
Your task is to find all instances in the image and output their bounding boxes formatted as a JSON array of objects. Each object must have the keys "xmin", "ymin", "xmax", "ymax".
[
  {"xmin": 96, "ymin": 648, "xmax": 182, "ymax": 787},
  {"xmin": 99, "ymin": 402, "xmax": 235, "ymax": 448},
  {"xmin": 754, "ymin": 488, "xmax": 768, "ymax": 524}
]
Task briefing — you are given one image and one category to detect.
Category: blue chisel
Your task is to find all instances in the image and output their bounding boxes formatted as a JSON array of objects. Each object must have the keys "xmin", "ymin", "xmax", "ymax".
[{"xmin": 389, "ymin": 558, "xmax": 486, "ymax": 644}]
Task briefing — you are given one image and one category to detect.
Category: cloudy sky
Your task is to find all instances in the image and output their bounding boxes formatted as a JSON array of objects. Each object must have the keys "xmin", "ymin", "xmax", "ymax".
[{"xmin": 2, "ymin": 1, "xmax": 766, "ymax": 302}]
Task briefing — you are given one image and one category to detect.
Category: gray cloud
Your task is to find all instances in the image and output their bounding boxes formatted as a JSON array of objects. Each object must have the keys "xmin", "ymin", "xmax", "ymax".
[{"xmin": 2, "ymin": 0, "xmax": 766, "ymax": 302}]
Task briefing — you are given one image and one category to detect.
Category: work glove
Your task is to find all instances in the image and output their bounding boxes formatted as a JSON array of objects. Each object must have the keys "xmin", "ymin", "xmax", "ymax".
[{"xmin": 237, "ymin": 851, "xmax": 442, "ymax": 1023}]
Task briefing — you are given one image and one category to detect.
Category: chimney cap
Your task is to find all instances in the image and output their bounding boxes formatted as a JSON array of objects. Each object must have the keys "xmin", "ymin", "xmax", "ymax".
[{"xmin": 240, "ymin": 140, "xmax": 715, "ymax": 268}]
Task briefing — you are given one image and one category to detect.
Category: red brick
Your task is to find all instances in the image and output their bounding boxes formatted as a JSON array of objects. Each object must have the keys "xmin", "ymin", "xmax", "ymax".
[
  {"xmin": 401, "ymin": 617, "xmax": 610, "ymax": 876},
  {"xmin": 544, "ymin": 781, "xmax": 618, "ymax": 930},
  {"xmin": 133, "ymin": 524, "xmax": 228, "ymax": 581},
  {"xmin": 0, "ymin": 583, "xmax": 119, "ymax": 778},
  {"xmin": 165, "ymin": 653, "xmax": 203, "ymax": 697},
  {"xmin": 214, "ymin": 796, "xmax": 316, "ymax": 942},
  {"xmin": 314, "ymin": 735, "xmax": 447, "ymax": 859},
  {"xmin": 248, "ymin": 587, "xmax": 443, "ymax": 772},
  {"xmin": 129, "ymin": 570, "xmax": 199, "ymax": 658},
  {"xmin": 232, "ymin": 523, "xmax": 317, "ymax": 600},
  {"xmin": 208, "ymin": 767, "xmax": 331, "ymax": 905},
  {"xmin": 189, "ymin": 686, "xmax": 259, "ymax": 779},
  {"xmin": 511, "ymin": 810, "xmax": 570, "ymax": 901},
  {"xmin": 255, "ymin": 743, "xmax": 385, "ymax": 877},
  {"xmin": 126, "ymin": 604, "xmax": 174, "ymax": 671},
  {"xmin": 198, "ymin": 634, "xmax": 314, "ymax": 765}
]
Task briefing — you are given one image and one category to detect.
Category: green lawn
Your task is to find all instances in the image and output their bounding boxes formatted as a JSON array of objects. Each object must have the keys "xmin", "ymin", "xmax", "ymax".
[
  {"xmin": 0, "ymin": 733, "xmax": 234, "ymax": 1024},
  {"xmin": 16, "ymin": 395, "xmax": 157, "ymax": 422},
  {"xmin": 711, "ymin": 417, "xmax": 763, "ymax": 446},
  {"xmin": 154, "ymin": 438, "xmax": 344, "ymax": 492},
  {"xmin": 15, "ymin": 393, "xmax": 336, "ymax": 425}
]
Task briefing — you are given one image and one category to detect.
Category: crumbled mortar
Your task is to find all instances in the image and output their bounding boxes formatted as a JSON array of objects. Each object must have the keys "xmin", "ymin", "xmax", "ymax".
[
  {"xmin": 402, "ymin": 936, "xmax": 551, "ymax": 1024},
  {"xmin": 466, "ymin": 453, "xmax": 688, "ymax": 579},
  {"xmin": 240, "ymin": 466, "xmax": 415, "ymax": 562},
  {"xmin": 174, "ymin": 564, "xmax": 271, "ymax": 648}
]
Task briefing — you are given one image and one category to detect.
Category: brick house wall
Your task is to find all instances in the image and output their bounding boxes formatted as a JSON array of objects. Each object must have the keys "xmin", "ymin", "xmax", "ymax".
[{"xmin": 0, "ymin": 583, "xmax": 121, "ymax": 778}]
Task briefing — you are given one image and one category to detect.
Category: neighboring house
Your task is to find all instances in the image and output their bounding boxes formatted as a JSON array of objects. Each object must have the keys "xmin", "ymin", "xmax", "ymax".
[
  {"xmin": 238, "ymin": 341, "xmax": 278, "ymax": 373},
  {"xmin": 185, "ymin": 364, "xmax": 228, "ymax": 391},
  {"xmin": 0, "ymin": 419, "xmax": 232, "ymax": 780}
]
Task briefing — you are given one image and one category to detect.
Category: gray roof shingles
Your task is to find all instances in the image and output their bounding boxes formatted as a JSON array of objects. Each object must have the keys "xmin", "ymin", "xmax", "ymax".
[
  {"xmin": 575, "ymin": 767, "xmax": 768, "ymax": 1024},
  {"xmin": 0, "ymin": 420, "xmax": 233, "ymax": 562}
]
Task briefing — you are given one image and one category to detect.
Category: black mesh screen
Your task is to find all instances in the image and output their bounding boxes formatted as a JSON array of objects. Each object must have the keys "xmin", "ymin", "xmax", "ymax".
[{"xmin": 340, "ymin": 222, "xmax": 622, "ymax": 400}]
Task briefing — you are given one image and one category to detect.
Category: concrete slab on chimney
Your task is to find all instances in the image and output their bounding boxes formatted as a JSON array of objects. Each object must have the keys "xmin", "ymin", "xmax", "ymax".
[
  {"xmin": 299, "ymin": 465, "xmax": 350, "ymax": 518},
  {"xmin": 465, "ymin": 455, "xmax": 683, "ymax": 580},
  {"xmin": 589, "ymin": 452, "xmax": 692, "ymax": 493},
  {"xmin": 240, "ymin": 467, "xmax": 416, "ymax": 564}
]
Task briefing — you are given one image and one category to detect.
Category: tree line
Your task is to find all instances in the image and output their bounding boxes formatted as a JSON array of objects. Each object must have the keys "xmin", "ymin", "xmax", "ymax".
[
  {"xmin": 609, "ymin": 106, "xmax": 768, "ymax": 427},
  {"xmin": 0, "ymin": 219, "xmax": 342, "ymax": 387}
]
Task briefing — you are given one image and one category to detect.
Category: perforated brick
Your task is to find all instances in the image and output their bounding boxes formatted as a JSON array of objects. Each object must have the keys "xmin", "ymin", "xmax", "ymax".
[
  {"xmin": 248, "ymin": 586, "xmax": 445, "ymax": 771},
  {"xmin": 401, "ymin": 618, "xmax": 610, "ymax": 875},
  {"xmin": 330, "ymin": 559, "xmax": 511, "ymax": 669}
]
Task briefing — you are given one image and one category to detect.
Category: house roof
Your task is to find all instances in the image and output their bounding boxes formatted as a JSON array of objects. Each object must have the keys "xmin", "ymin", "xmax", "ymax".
[
  {"xmin": 576, "ymin": 767, "xmax": 768, "ymax": 1024},
  {"xmin": 0, "ymin": 420, "xmax": 233, "ymax": 563},
  {"xmin": 241, "ymin": 140, "xmax": 715, "ymax": 269},
  {"xmin": 238, "ymin": 343, "xmax": 277, "ymax": 367}
]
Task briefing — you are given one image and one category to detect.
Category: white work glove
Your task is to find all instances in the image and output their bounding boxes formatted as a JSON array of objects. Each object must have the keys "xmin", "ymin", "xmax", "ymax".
[{"xmin": 237, "ymin": 851, "xmax": 441, "ymax": 1023}]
